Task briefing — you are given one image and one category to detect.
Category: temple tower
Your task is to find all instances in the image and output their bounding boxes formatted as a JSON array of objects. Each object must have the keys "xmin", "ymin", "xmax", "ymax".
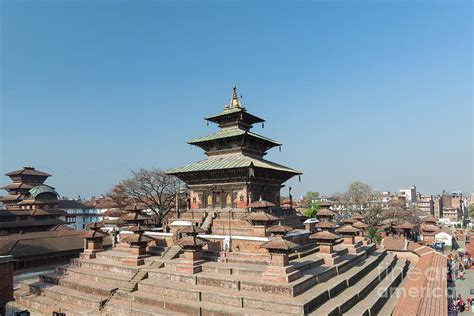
[{"xmin": 168, "ymin": 86, "xmax": 301, "ymax": 213}]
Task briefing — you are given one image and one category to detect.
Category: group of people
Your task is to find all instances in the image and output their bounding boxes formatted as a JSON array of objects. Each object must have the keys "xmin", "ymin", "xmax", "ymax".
[{"xmin": 447, "ymin": 250, "xmax": 473, "ymax": 313}]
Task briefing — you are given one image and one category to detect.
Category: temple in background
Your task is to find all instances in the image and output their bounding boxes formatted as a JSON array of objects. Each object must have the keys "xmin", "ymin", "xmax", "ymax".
[{"xmin": 0, "ymin": 167, "xmax": 109, "ymax": 271}]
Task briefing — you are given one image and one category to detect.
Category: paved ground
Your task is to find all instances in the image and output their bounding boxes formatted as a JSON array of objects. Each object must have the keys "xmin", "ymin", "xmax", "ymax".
[{"xmin": 456, "ymin": 267, "xmax": 474, "ymax": 314}]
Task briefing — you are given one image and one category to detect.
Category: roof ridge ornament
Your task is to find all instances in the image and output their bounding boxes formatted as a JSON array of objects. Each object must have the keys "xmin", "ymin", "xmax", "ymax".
[{"xmin": 229, "ymin": 85, "xmax": 243, "ymax": 109}]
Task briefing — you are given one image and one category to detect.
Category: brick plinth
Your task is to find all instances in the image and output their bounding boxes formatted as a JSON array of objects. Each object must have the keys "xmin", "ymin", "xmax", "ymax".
[
  {"xmin": 121, "ymin": 254, "xmax": 149, "ymax": 266},
  {"xmin": 345, "ymin": 241, "xmax": 363, "ymax": 254},
  {"xmin": 319, "ymin": 244, "xmax": 334, "ymax": 254},
  {"xmin": 175, "ymin": 249, "xmax": 205, "ymax": 274},
  {"xmin": 262, "ymin": 265, "xmax": 300, "ymax": 283},
  {"xmin": 342, "ymin": 236, "xmax": 355, "ymax": 245}
]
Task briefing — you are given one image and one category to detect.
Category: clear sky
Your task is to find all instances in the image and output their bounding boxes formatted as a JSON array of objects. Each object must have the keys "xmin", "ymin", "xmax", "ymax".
[{"xmin": 1, "ymin": 0, "xmax": 472, "ymax": 199}]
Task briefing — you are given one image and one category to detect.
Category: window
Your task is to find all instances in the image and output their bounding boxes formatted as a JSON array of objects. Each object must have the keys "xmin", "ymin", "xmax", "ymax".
[
  {"xmin": 225, "ymin": 194, "xmax": 232, "ymax": 207},
  {"xmin": 207, "ymin": 195, "xmax": 213, "ymax": 207}
]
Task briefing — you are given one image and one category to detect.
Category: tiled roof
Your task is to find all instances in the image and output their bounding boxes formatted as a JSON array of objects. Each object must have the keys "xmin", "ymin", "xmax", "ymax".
[
  {"xmin": 205, "ymin": 107, "xmax": 265, "ymax": 124},
  {"xmin": 168, "ymin": 155, "xmax": 301, "ymax": 175},
  {"xmin": 381, "ymin": 236, "xmax": 408, "ymax": 251},
  {"xmin": 29, "ymin": 184, "xmax": 58, "ymax": 198},
  {"xmin": 5, "ymin": 167, "xmax": 51, "ymax": 177},
  {"xmin": 260, "ymin": 238, "xmax": 299, "ymax": 251},
  {"xmin": 392, "ymin": 248, "xmax": 447, "ymax": 316},
  {"xmin": 248, "ymin": 200, "xmax": 276, "ymax": 209},
  {"xmin": 1, "ymin": 183, "xmax": 35, "ymax": 190},
  {"xmin": 188, "ymin": 127, "xmax": 280, "ymax": 146},
  {"xmin": 0, "ymin": 219, "xmax": 65, "ymax": 229}
]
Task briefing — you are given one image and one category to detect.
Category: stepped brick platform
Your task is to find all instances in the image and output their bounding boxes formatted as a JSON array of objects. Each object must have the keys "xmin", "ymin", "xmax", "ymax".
[{"xmin": 11, "ymin": 240, "xmax": 416, "ymax": 315}]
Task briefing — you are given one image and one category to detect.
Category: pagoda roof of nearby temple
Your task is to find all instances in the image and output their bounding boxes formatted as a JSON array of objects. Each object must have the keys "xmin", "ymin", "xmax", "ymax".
[
  {"xmin": 0, "ymin": 194, "xmax": 23, "ymax": 202},
  {"xmin": 82, "ymin": 230, "xmax": 106, "ymax": 239},
  {"xmin": 168, "ymin": 155, "xmax": 301, "ymax": 175},
  {"xmin": 266, "ymin": 225, "xmax": 293, "ymax": 234},
  {"xmin": 335, "ymin": 225, "xmax": 360, "ymax": 234},
  {"xmin": 352, "ymin": 221, "xmax": 369, "ymax": 229},
  {"xmin": 315, "ymin": 220, "xmax": 336, "ymax": 229},
  {"xmin": 5, "ymin": 167, "xmax": 51, "ymax": 177},
  {"xmin": 188, "ymin": 127, "xmax": 280, "ymax": 146},
  {"xmin": 248, "ymin": 200, "xmax": 276, "ymax": 209},
  {"xmin": 242, "ymin": 211, "xmax": 280, "ymax": 222},
  {"xmin": 29, "ymin": 185, "xmax": 58, "ymax": 198},
  {"xmin": 205, "ymin": 107, "xmax": 265, "ymax": 124},
  {"xmin": 260, "ymin": 238, "xmax": 299, "ymax": 251},
  {"xmin": 310, "ymin": 230, "xmax": 340, "ymax": 240},
  {"xmin": 178, "ymin": 236, "xmax": 209, "ymax": 247},
  {"xmin": 316, "ymin": 208, "xmax": 337, "ymax": 217},
  {"xmin": 1, "ymin": 183, "xmax": 35, "ymax": 190}
]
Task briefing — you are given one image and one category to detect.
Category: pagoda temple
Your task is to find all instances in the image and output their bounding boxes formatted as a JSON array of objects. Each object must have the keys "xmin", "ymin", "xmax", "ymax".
[
  {"xmin": 0, "ymin": 167, "xmax": 66, "ymax": 234},
  {"xmin": 0, "ymin": 167, "xmax": 110, "ymax": 271},
  {"xmin": 168, "ymin": 86, "xmax": 301, "ymax": 212}
]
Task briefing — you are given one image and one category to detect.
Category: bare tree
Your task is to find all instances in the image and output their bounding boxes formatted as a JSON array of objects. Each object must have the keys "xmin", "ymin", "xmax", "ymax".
[
  {"xmin": 336, "ymin": 181, "xmax": 373, "ymax": 213},
  {"xmin": 118, "ymin": 169, "xmax": 182, "ymax": 226}
]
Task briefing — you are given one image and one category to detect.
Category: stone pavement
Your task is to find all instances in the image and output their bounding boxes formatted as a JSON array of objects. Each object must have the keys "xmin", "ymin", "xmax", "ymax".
[{"xmin": 456, "ymin": 266, "xmax": 474, "ymax": 314}]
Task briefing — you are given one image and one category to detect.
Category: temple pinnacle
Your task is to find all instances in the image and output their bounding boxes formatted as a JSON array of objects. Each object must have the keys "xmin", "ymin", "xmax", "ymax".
[{"xmin": 230, "ymin": 85, "xmax": 241, "ymax": 108}]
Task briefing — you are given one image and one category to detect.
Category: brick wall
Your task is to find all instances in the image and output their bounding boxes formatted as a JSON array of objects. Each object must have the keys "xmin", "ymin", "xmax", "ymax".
[{"xmin": 0, "ymin": 256, "xmax": 14, "ymax": 305}]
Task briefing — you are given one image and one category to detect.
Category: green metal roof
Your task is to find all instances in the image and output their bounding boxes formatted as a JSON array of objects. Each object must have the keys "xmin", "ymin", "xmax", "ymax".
[
  {"xmin": 167, "ymin": 155, "xmax": 301, "ymax": 175},
  {"xmin": 205, "ymin": 107, "xmax": 265, "ymax": 123},
  {"xmin": 188, "ymin": 127, "xmax": 281, "ymax": 146},
  {"xmin": 29, "ymin": 185, "xmax": 58, "ymax": 198}
]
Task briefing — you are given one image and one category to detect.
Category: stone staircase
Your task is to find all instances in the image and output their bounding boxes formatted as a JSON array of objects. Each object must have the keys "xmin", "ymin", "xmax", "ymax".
[
  {"xmin": 200, "ymin": 211, "xmax": 216, "ymax": 232},
  {"xmin": 14, "ymin": 242, "xmax": 411, "ymax": 315},
  {"xmin": 161, "ymin": 244, "xmax": 182, "ymax": 261},
  {"xmin": 14, "ymin": 250, "xmax": 139, "ymax": 315},
  {"xmin": 99, "ymin": 243, "xmax": 410, "ymax": 315}
]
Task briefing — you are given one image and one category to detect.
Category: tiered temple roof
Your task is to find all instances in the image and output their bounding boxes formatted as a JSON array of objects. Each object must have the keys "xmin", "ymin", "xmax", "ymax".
[{"xmin": 168, "ymin": 86, "xmax": 301, "ymax": 209}]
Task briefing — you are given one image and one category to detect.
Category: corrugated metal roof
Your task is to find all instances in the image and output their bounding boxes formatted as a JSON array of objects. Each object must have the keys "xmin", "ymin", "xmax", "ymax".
[
  {"xmin": 188, "ymin": 127, "xmax": 281, "ymax": 145},
  {"xmin": 168, "ymin": 155, "xmax": 301, "ymax": 174}
]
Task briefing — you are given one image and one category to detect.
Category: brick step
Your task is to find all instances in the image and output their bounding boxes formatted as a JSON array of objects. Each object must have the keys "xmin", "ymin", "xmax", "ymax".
[
  {"xmin": 30, "ymin": 283, "xmax": 109, "ymax": 309},
  {"xmin": 102, "ymin": 297, "xmax": 186, "ymax": 316},
  {"xmin": 310, "ymin": 253, "xmax": 398, "ymax": 315},
  {"xmin": 73, "ymin": 258, "xmax": 138, "ymax": 275},
  {"xmin": 137, "ymin": 277, "xmax": 302, "ymax": 314},
  {"xmin": 291, "ymin": 246, "xmax": 377, "ymax": 297},
  {"xmin": 147, "ymin": 267, "xmax": 296, "ymax": 296},
  {"xmin": 62, "ymin": 266, "xmax": 133, "ymax": 287},
  {"xmin": 296, "ymin": 250, "xmax": 388, "ymax": 313},
  {"xmin": 291, "ymin": 256, "xmax": 325, "ymax": 272},
  {"xmin": 201, "ymin": 261, "xmax": 267, "ymax": 277},
  {"xmin": 39, "ymin": 273, "xmax": 119, "ymax": 296},
  {"xmin": 16, "ymin": 293, "xmax": 98, "ymax": 316},
  {"xmin": 96, "ymin": 250, "xmax": 132, "ymax": 263},
  {"xmin": 130, "ymin": 289, "xmax": 290, "ymax": 316},
  {"xmin": 289, "ymin": 244, "xmax": 320, "ymax": 260},
  {"xmin": 345, "ymin": 259, "xmax": 410, "ymax": 316}
]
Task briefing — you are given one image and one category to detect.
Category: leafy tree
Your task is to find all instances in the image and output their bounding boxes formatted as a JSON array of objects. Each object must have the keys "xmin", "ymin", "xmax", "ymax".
[
  {"xmin": 304, "ymin": 200, "xmax": 320, "ymax": 218},
  {"xmin": 304, "ymin": 191, "xmax": 320, "ymax": 209},
  {"xmin": 469, "ymin": 204, "xmax": 474, "ymax": 218},
  {"xmin": 366, "ymin": 226, "xmax": 382, "ymax": 244}
]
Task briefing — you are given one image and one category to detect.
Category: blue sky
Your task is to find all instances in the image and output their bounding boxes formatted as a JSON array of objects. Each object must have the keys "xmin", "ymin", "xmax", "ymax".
[{"xmin": 1, "ymin": 1, "xmax": 472, "ymax": 198}]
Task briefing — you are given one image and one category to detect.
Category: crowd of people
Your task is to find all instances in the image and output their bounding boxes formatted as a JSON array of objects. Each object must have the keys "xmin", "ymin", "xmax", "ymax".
[{"xmin": 448, "ymin": 250, "xmax": 473, "ymax": 313}]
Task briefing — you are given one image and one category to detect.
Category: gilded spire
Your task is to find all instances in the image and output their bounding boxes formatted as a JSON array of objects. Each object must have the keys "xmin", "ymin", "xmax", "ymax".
[{"xmin": 230, "ymin": 85, "xmax": 241, "ymax": 108}]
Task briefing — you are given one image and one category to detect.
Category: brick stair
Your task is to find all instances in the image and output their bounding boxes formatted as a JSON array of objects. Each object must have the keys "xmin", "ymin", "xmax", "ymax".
[
  {"xmin": 161, "ymin": 244, "xmax": 182, "ymax": 260},
  {"xmin": 297, "ymin": 250, "xmax": 388, "ymax": 313},
  {"xmin": 344, "ymin": 259, "xmax": 410, "ymax": 316},
  {"xmin": 16, "ymin": 292, "xmax": 99, "ymax": 316},
  {"xmin": 61, "ymin": 266, "xmax": 133, "ymax": 287},
  {"xmin": 103, "ymin": 297, "xmax": 187, "ymax": 316},
  {"xmin": 309, "ymin": 253, "xmax": 399, "ymax": 315}
]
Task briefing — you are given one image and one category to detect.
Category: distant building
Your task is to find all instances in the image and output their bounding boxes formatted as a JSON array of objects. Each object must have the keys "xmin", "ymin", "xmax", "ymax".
[
  {"xmin": 414, "ymin": 194, "xmax": 434, "ymax": 216},
  {"xmin": 399, "ymin": 185, "xmax": 416, "ymax": 208}
]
